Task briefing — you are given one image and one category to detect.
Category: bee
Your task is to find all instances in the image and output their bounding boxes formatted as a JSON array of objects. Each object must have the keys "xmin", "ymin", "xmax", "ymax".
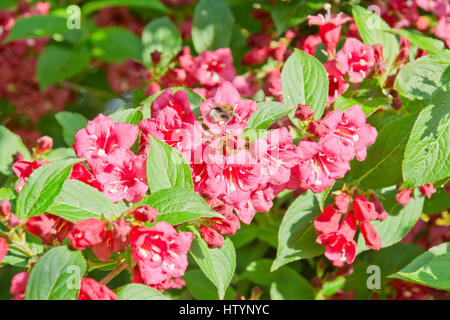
[{"xmin": 208, "ymin": 104, "xmax": 236, "ymax": 124}]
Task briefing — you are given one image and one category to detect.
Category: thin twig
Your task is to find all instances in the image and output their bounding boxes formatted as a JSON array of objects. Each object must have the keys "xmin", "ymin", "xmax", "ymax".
[{"xmin": 99, "ymin": 260, "xmax": 129, "ymax": 285}]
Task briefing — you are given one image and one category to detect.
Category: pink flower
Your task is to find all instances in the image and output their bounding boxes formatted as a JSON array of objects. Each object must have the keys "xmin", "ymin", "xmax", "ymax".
[
  {"xmin": 352, "ymin": 194, "xmax": 378, "ymax": 222},
  {"xmin": 12, "ymin": 160, "xmax": 45, "ymax": 192},
  {"xmin": 371, "ymin": 195, "xmax": 388, "ymax": 221},
  {"xmin": 106, "ymin": 60, "xmax": 149, "ymax": 94},
  {"xmin": 129, "ymin": 222, "xmax": 194, "ymax": 288},
  {"xmin": 324, "ymin": 60, "xmax": 349, "ymax": 105},
  {"xmin": 200, "ymin": 226, "xmax": 224, "ymax": 249},
  {"xmin": 396, "ymin": 188, "xmax": 412, "ymax": 207},
  {"xmin": 313, "ymin": 105, "xmax": 377, "ymax": 161},
  {"xmin": 242, "ymin": 46, "xmax": 272, "ymax": 65},
  {"xmin": 316, "ymin": 214, "xmax": 357, "ymax": 264},
  {"xmin": 0, "ymin": 238, "xmax": 8, "ymax": 265},
  {"xmin": 420, "ymin": 183, "xmax": 436, "ymax": 199},
  {"xmin": 25, "ymin": 214, "xmax": 56, "ymax": 244},
  {"xmin": 200, "ymin": 81, "xmax": 257, "ymax": 136},
  {"xmin": 308, "ymin": 10, "xmax": 352, "ymax": 53},
  {"xmin": 336, "ymin": 38, "xmax": 375, "ymax": 83},
  {"xmin": 295, "ymin": 103, "xmax": 314, "ymax": 121},
  {"xmin": 360, "ymin": 221, "xmax": 382, "ymax": 250},
  {"xmin": 334, "ymin": 193, "xmax": 351, "ymax": 214},
  {"xmin": 295, "ymin": 140, "xmax": 350, "ymax": 193},
  {"xmin": 69, "ymin": 163, "xmax": 102, "ymax": 191},
  {"xmin": 232, "ymin": 75, "xmax": 258, "ymax": 98},
  {"xmin": 91, "ymin": 230, "xmax": 128, "ymax": 261},
  {"xmin": 300, "ymin": 34, "xmax": 322, "ymax": 56},
  {"xmin": 1, "ymin": 199, "xmax": 11, "ymax": 217},
  {"xmin": 68, "ymin": 218, "xmax": 106, "ymax": 250},
  {"xmin": 150, "ymin": 88, "xmax": 195, "ymax": 124},
  {"xmin": 74, "ymin": 114, "xmax": 139, "ymax": 173},
  {"xmin": 263, "ymin": 68, "xmax": 283, "ymax": 102},
  {"xmin": 314, "ymin": 205, "xmax": 345, "ymax": 235},
  {"xmin": 10, "ymin": 272, "xmax": 28, "ymax": 300},
  {"xmin": 78, "ymin": 278, "xmax": 118, "ymax": 300},
  {"xmin": 132, "ymin": 205, "xmax": 159, "ymax": 223},
  {"xmin": 250, "ymin": 128, "xmax": 298, "ymax": 185},
  {"xmin": 36, "ymin": 136, "xmax": 53, "ymax": 153},
  {"xmin": 96, "ymin": 149, "xmax": 148, "ymax": 203},
  {"xmin": 193, "ymin": 48, "xmax": 235, "ymax": 87}
]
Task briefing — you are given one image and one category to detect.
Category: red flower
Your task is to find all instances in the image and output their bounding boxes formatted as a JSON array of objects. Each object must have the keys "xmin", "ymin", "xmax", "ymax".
[
  {"xmin": 69, "ymin": 163, "xmax": 102, "ymax": 191},
  {"xmin": 420, "ymin": 183, "xmax": 436, "ymax": 199},
  {"xmin": 12, "ymin": 160, "xmax": 45, "ymax": 192},
  {"xmin": 10, "ymin": 272, "xmax": 28, "ymax": 300},
  {"xmin": 68, "ymin": 218, "xmax": 105, "ymax": 250},
  {"xmin": 96, "ymin": 149, "xmax": 148, "ymax": 203},
  {"xmin": 396, "ymin": 188, "xmax": 412, "ymax": 207},
  {"xmin": 193, "ymin": 48, "xmax": 235, "ymax": 87},
  {"xmin": 0, "ymin": 238, "xmax": 8, "ymax": 264},
  {"xmin": 74, "ymin": 114, "xmax": 139, "ymax": 173},
  {"xmin": 0, "ymin": 199, "xmax": 11, "ymax": 217},
  {"xmin": 353, "ymin": 194, "xmax": 378, "ymax": 222},
  {"xmin": 324, "ymin": 60, "xmax": 349, "ymax": 105},
  {"xmin": 78, "ymin": 278, "xmax": 118, "ymax": 300},
  {"xmin": 360, "ymin": 221, "xmax": 382, "ymax": 250},
  {"xmin": 132, "ymin": 205, "xmax": 159, "ymax": 223},
  {"xmin": 200, "ymin": 226, "xmax": 224, "ymax": 249},
  {"xmin": 308, "ymin": 9, "xmax": 352, "ymax": 53},
  {"xmin": 336, "ymin": 38, "xmax": 375, "ymax": 83},
  {"xmin": 129, "ymin": 222, "xmax": 194, "ymax": 288}
]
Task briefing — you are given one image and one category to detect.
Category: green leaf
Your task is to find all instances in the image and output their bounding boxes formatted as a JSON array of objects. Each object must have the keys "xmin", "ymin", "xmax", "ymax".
[
  {"xmin": 281, "ymin": 50, "xmax": 328, "ymax": 119},
  {"xmin": 269, "ymin": 272, "xmax": 314, "ymax": 300},
  {"xmin": 356, "ymin": 187, "xmax": 425, "ymax": 253},
  {"xmin": 47, "ymin": 180, "xmax": 125, "ymax": 222},
  {"xmin": 0, "ymin": 126, "xmax": 31, "ymax": 176},
  {"xmin": 391, "ymin": 29, "xmax": 444, "ymax": 55},
  {"xmin": 138, "ymin": 187, "xmax": 220, "ymax": 225},
  {"xmin": 82, "ymin": 0, "xmax": 170, "ymax": 16},
  {"xmin": 55, "ymin": 111, "xmax": 88, "ymax": 147},
  {"xmin": 172, "ymin": 87, "xmax": 206, "ymax": 118},
  {"xmin": 16, "ymin": 159, "xmax": 81, "ymax": 218},
  {"xmin": 2, "ymin": 241, "xmax": 44, "ymax": 267},
  {"xmin": 345, "ymin": 243, "xmax": 424, "ymax": 299},
  {"xmin": 146, "ymin": 137, "xmax": 194, "ymax": 193},
  {"xmin": 109, "ymin": 107, "xmax": 143, "ymax": 125},
  {"xmin": 142, "ymin": 17, "xmax": 181, "ymax": 70},
  {"xmin": 115, "ymin": 284, "xmax": 168, "ymax": 300},
  {"xmin": 352, "ymin": 5, "xmax": 399, "ymax": 66},
  {"xmin": 6, "ymin": 15, "xmax": 68, "ymax": 42},
  {"xmin": 37, "ymin": 43, "xmax": 91, "ymax": 90},
  {"xmin": 270, "ymin": 0, "xmax": 324, "ymax": 36},
  {"xmin": 394, "ymin": 50, "xmax": 450, "ymax": 101},
  {"xmin": 192, "ymin": 0, "xmax": 235, "ymax": 53},
  {"xmin": 350, "ymin": 114, "xmax": 418, "ymax": 189},
  {"xmin": 189, "ymin": 229, "xmax": 236, "ymax": 300},
  {"xmin": 272, "ymin": 190, "xmax": 324, "ymax": 271},
  {"xmin": 246, "ymin": 102, "xmax": 294, "ymax": 130},
  {"xmin": 389, "ymin": 242, "xmax": 450, "ymax": 290},
  {"xmin": 184, "ymin": 269, "xmax": 236, "ymax": 300},
  {"xmin": 402, "ymin": 89, "xmax": 450, "ymax": 187},
  {"xmin": 90, "ymin": 27, "xmax": 142, "ymax": 63},
  {"xmin": 45, "ymin": 148, "xmax": 76, "ymax": 161},
  {"xmin": 25, "ymin": 246, "xmax": 86, "ymax": 300},
  {"xmin": 423, "ymin": 188, "xmax": 450, "ymax": 214},
  {"xmin": 0, "ymin": 187, "xmax": 15, "ymax": 201}
]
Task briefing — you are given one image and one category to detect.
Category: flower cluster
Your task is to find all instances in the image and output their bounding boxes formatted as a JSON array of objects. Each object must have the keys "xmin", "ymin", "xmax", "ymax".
[{"xmin": 314, "ymin": 192, "xmax": 387, "ymax": 265}]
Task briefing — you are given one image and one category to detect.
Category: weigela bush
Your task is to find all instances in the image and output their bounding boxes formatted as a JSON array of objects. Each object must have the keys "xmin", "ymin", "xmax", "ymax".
[{"xmin": 0, "ymin": 0, "xmax": 448, "ymax": 301}]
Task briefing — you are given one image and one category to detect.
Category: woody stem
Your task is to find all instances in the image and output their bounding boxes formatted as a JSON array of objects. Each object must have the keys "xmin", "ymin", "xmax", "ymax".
[{"xmin": 99, "ymin": 260, "xmax": 129, "ymax": 285}]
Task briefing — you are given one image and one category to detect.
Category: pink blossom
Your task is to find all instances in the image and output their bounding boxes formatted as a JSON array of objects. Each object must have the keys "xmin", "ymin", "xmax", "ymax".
[
  {"xmin": 150, "ymin": 88, "xmax": 195, "ymax": 124},
  {"xmin": 371, "ymin": 195, "xmax": 388, "ymax": 221},
  {"xmin": 263, "ymin": 68, "xmax": 283, "ymax": 102},
  {"xmin": 360, "ymin": 221, "xmax": 382, "ymax": 250},
  {"xmin": 74, "ymin": 114, "xmax": 139, "ymax": 173},
  {"xmin": 68, "ymin": 218, "xmax": 106, "ymax": 250},
  {"xmin": 396, "ymin": 188, "xmax": 412, "ymax": 207},
  {"xmin": 78, "ymin": 278, "xmax": 118, "ymax": 300},
  {"xmin": 200, "ymin": 226, "xmax": 224, "ymax": 249},
  {"xmin": 334, "ymin": 193, "xmax": 351, "ymax": 214},
  {"xmin": 324, "ymin": 60, "xmax": 349, "ymax": 105},
  {"xmin": 10, "ymin": 271, "xmax": 28, "ymax": 300},
  {"xmin": 96, "ymin": 149, "xmax": 148, "ymax": 203},
  {"xmin": 129, "ymin": 222, "xmax": 194, "ymax": 288},
  {"xmin": 336, "ymin": 38, "xmax": 375, "ymax": 83},
  {"xmin": 295, "ymin": 104, "xmax": 314, "ymax": 121},
  {"xmin": 250, "ymin": 128, "xmax": 298, "ymax": 185},
  {"xmin": 0, "ymin": 238, "xmax": 7, "ymax": 265},
  {"xmin": 36, "ymin": 135, "xmax": 52, "ymax": 153},
  {"xmin": 1, "ymin": 199, "xmax": 11, "ymax": 217},
  {"xmin": 25, "ymin": 214, "xmax": 56, "ymax": 244},
  {"xmin": 313, "ymin": 105, "xmax": 377, "ymax": 161},
  {"xmin": 242, "ymin": 46, "xmax": 272, "ymax": 65},
  {"xmin": 300, "ymin": 34, "xmax": 322, "ymax": 56},
  {"xmin": 200, "ymin": 81, "xmax": 257, "ymax": 136},
  {"xmin": 353, "ymin": 194, "xmax": 378, "ymax": 222},
  {"xmin": 69, "ymin": 163, "xmax": 102, "ymax": 191},
  {"xmin": 314, "ymin": 205, "xmax": 345, "ymax": 235},
  {"xmin": 193, "ymin": 48, "xmax": 235, "ymax": 87},
  {"xmin": 420, "ymin": 183, "xmax": 437, "ymax": 199},
  {"xmin": 12, "ymin": 160, "xmax": 45, "ymax": 192},
  {"xmin": 308, "ymin": 10, "xmax": 352, "ymax": 53},
  {"xmin": 132, "ymin": 205, "xmax": 159, "ymax": 223},
  {"xmin": 107, "ymin": 60, "xmax": 149, "ymax": 94},
  {"xmin": 294, "ymin": 140, "xmax": 350, "ymax": 193}
]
